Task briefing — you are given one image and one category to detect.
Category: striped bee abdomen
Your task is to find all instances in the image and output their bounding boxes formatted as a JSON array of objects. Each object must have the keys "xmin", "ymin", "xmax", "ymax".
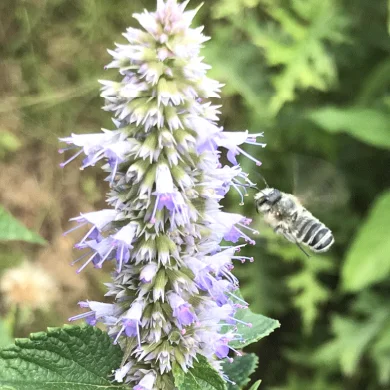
[
  {"xmin": 310, "ymin": 226, "xmax": 334, "ymax": 252},
  {"xmin": 296, "ymin": 215, "xmax": 334, "ymax": 253}
]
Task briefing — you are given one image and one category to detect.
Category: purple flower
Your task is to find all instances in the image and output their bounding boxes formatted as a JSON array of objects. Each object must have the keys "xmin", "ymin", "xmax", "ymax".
[
  {"xmin": 62, "ymin": 0, "xmax": 267, "ymax": 387},
  {"xmin": 114, "ymin": 362, "xmax": 133, "ymax": 383},
  {"xmin": 140, "ymin": 263, "xmax": 158, "ymax": 283},
  {"xmin": 111, "ymin": 223, "xmax": 138, "ymax": 271},
  {"xmin": 114, "ymin": 300, "xmax": 143, "ymax": 347},
  {"xmin": 216, "ymin": 130, "xmax": 266, "ymax": 166},
  {"xmin": 69, "ymin": 300, "xmax": 117, "ymax": 326},
  {"xmin": 67, "ymin": 210, "xmax": 117, "ymax": 246},
  {"xmin": 133, "ymin": 371, "xmax": 156, "ymax": 390},
  {"xmin": 168, "ymin": 292, "xmax": 196, "ymax": 328},
  {"xmin": 214, "ymin": 337, "xmax": 229, "ymax": 359}
]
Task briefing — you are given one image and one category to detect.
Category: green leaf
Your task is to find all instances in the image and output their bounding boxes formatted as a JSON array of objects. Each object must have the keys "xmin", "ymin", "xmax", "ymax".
[
  {"xmin": 287, "ymin": 255, "xmax": 333, "ymax": 334},
  {"xmin": 308, "ymin": 107, "xmax": 390, "ymax": 149},
  {"xmin": 222, "ymin": 354, "xmax": 258, "ymax": 390},
  {"xmin": 342, "ymin": 190, "xmax": 390, "ymax": 291},
  {"xmin": 0, "ymin": 207, "xmax": 46, "ymax": 245},
  {"xmin": 0, "ymin": 325, "xmax": 128, "ymax": 390},
  {"xmin": 314, "ymin": 293, "xmax": 390, "ymax": 376},
  {"xmin": 0, "ymin": 131, "xmax": 22, "ymax": 158},
  {"xmin": 228, "ymin": 292, "xmax": 280, "ymax": 349},
  {"xmin": 212, "ymin": 0, "xmax": 260, "ymax": 19},
  {"xmin": 246, "ymin": 0, "xmax": 349, "ymax": 113},
  {"xmin": 173, "ymin": 355, "xmax": 227, "ymax": 390},
  {"xmin": 201, "ymin": 26, "xmax": 271, "ymax": 121},
  {"xmin": 372, "ymin": 321, "xmax": 390, "ymax": 384},
  {"xmin": 248, "ymin": 380, "xmax": 262, "ymax": 390},
  {"xmin": 0, "ymin": 320, "xmax": 13, "ymax": 349}
]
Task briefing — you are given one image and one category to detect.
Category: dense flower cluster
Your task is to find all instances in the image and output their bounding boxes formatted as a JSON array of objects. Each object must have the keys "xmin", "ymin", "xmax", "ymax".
[{"xmin": 60, "ymin": 1, "xmax": 265, "ymax": 388}]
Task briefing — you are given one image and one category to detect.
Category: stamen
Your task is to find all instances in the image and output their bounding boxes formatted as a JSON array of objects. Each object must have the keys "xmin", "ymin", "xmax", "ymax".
[
  {"xmin": 71, "ymin": 251, "xmax": 92, "ymax": 266},
  {"xmin": 110, "ymin": 158, "xmax": 119, "ymax": 186},
  {"xmin": 247, "ymin": 132, "xmax": 264, "ymax": 141},
  {"xmin": 76, "ymin": 252, "xmax": 98, "ymax": 273},
  {"xmin": 68, "ymin": 311, "xmax": 94, "ymax": 322},
  {"xmin": 95, "ymin": 248, "xmax": 113, "ymax": 268},
  {"xmin": 232, "ymin": 255, "xmax": 254, "ymax": 263},
  {"xmin": 78, "ymin": 226, "xmax": 97, "ymax": 246},
  {"xmin": 117, "ymin": 244, "xmax": 125, "ymax": 272},
  {"xmin": 228, "ymin": 292, "xmax": 249, "ymax": 306},
  {"xmin": 58, "ymin": 145, "xmax": 77, "ymax": 154},
  {"xmin": 229, "ymin": 316, "xmax": 252, "ymax": 328},
  {"xmin": 232, "ymin": 226, "xmax": 255, "ymax": 245},
  {"xmin": 59, "ymin": 149, "xmax": 83, "ymax": 167},
  {"xmin": 237, "ymin": 147, "xmax": 262, "ymax": 166},
  {"xmin": 136, "ymin": 323, "xmax": 142, "ymax": 349},
  {"xmin": 113, "ymin": 326, "xmax": 125, "ymax": 345},
  {"xmin": 245, "ymin": 140, "xmax": 267, "ymax": 147},
  {"xmin": 221, "ymin": 270, "xmax": 238, "ymax": 285},
  {"xmin": 237, "ymin": 222, "xmax": 259, "ymax": 235},
  {"xmin": 222, "ymin": 375, "xmax": 236, "ymax": 385},
  {"xmin": 229, "ymin": 345, "xmax": 243, "ymax": 356},
  {"xmin": 232, "ymin": 183, "xmax": 245, "ymax": 205},
  {"xmin": 86, "ymin": 150, "xmax": 105, "ymax": 167},
  {"xmin": 63, "ymin": 222, "xmax": 87, "ymax": 236}
]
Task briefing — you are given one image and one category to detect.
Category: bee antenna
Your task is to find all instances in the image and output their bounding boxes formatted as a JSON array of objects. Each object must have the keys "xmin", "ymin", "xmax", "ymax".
[{"xmin": 253, "ymin": 171, "xmax": 269, "ymax": 188}]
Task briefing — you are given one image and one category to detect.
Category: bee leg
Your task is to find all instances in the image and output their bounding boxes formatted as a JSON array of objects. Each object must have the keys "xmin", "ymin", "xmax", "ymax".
[
  {"xmin": 273, "ymin": 225, "xmax": 285, "ymax": 236},
  {"xmin": 288, "ymin": 229, "xmax": 311, "ymax": 258}
]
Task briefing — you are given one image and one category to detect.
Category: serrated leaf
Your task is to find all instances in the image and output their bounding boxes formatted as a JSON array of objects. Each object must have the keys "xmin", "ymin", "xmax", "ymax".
[
  {"xmin": 308, "ymin": 107, "xmax": 390, "ymax": 149},
  {"xmin": 222, "ymin": 354, "xmax": 258, "ymax": 390},
  {"xmin": 287, "ymin": 256, "xmax": 333, "ymax": 334},
  {"xmin": 173, "ymin": 355, "xmax": 227, "ymax": 390},
  {"xmin": 227, "ymin": 292, "xmax": 280, "ymax": 349},
  {"xmin": 341, "ymin": 190, "xmax": 390, "ymax": 291},
  {"xmin": 0, "ymin": 325, "xmax": 128, "ymax": 390},
  {"xmin": 246, "ymin": 0, "xmax": 349, "ymax": 113},
  {"xmin": 315, "ymin": 309, "xmax": 390, "ymax": 376},
  {"xmin": 0, "ymin": 207, "xmax": 46, "ymax": 245},
  {"xmin": 248, "ymin": 380, "xmax": 262, "ymax": 390}
]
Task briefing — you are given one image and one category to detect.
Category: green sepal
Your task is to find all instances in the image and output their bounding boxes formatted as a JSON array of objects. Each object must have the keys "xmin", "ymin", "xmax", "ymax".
[{"xmin": 248, "ymin": 380, "xmax": 262, "ymax": 390}]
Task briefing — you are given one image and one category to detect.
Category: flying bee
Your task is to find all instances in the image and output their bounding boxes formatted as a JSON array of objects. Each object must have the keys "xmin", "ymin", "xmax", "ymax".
[{"xmin": 254, "ymin": 187, "xmax": 334, "ymax": 256}]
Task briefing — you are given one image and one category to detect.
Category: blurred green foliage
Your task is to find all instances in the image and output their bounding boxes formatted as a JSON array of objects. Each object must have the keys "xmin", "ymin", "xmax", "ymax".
[
  {"xmin": 0, "ymin": 0, "xmax": 390, "ymax": 389},
  {"xmin": 0, "ymin": 206, "xmax": 46, "ymax": 245}
]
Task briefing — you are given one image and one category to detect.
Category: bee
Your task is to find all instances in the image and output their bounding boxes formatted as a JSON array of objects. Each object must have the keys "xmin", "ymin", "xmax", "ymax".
[{"xmin": 254, "ymin": 186, "xmax": 334, "ymax": 256}]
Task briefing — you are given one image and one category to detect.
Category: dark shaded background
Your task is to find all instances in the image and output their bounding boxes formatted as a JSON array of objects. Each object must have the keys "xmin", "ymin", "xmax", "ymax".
[{"xmin": 0, "ymin": 1, "xmax": 390, "ymax": 389}]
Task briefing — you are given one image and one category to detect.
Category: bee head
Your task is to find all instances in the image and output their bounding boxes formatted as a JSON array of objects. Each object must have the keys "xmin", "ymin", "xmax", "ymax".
[{"xmin": 254, "ymin": 188, "xmax": 282, "ymax": 212}]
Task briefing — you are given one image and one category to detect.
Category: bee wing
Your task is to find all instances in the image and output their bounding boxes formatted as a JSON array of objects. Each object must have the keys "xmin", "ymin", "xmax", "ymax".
[{"xmin": 291, "ymin": 155, "xmax": 350, "ymax": 211}]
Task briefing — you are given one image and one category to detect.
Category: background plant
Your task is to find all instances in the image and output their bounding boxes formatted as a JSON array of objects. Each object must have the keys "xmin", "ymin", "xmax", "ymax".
[{"xmin": 0, "ymin": 0, "xmax": 389, "ymax": 389}]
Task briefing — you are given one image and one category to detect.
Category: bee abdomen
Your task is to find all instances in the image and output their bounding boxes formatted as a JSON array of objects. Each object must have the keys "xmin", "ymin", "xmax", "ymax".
[
  {"xmin": 310, "ymin": 227, "xmax": 334, "ymax": 252},
  {"xmin": 297, "ymin": 219, "xmax": 334, "ymax": 253}
]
